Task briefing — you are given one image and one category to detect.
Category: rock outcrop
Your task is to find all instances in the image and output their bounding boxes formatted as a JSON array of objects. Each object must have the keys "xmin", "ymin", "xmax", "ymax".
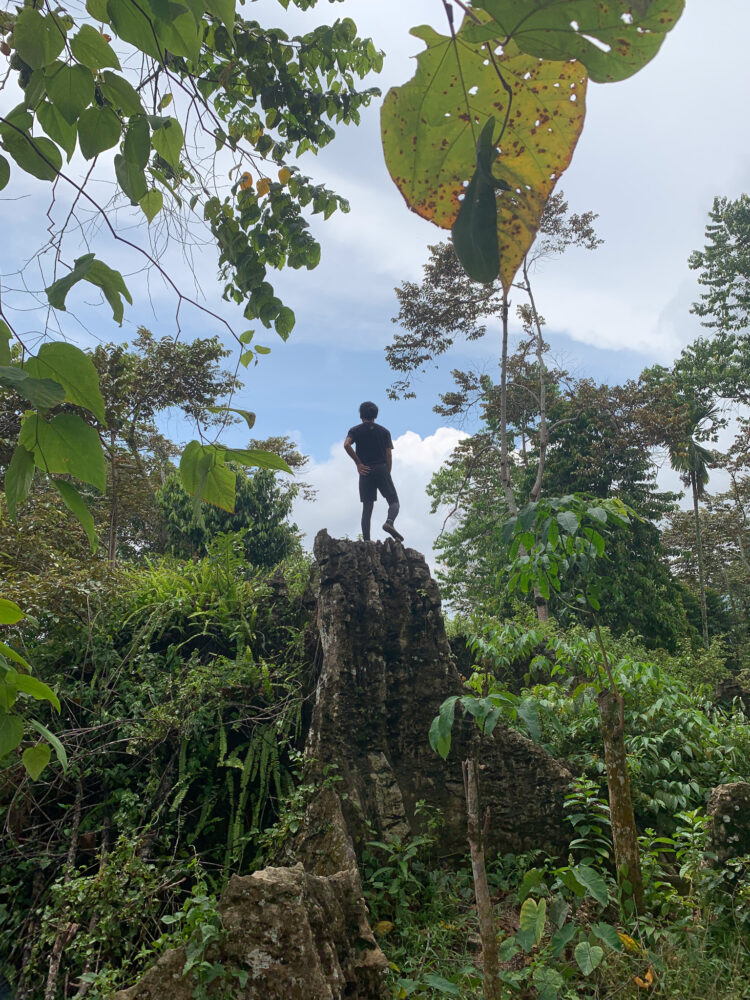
[
  {"xmin": 113, "ymin": 532, "xmax": 572, "ymax": 999},
  {"xmin": 307, "ymin": 531, "xmax": 572, "ymax": 858},
  {"xmin": 707, "ymin": 782, "xmax": 750, "ymax": 862},
  {"xmin": 113, "ymin": 790, "xmax": 388, "ymax": 1000}
]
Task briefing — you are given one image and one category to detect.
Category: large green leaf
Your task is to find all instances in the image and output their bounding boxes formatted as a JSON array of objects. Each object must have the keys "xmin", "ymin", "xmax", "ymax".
[
  {"xmin": 14, "ymin": 673, "xmax": 60, "ymax": 710},
  {"xmin": 224, "ymin": 448, "xmax": 292, "ymax": 473},
  {"xmin": 77, "ymin": 106, "xmax": 122, "ymax": 159},
  {"xmin": 99, "ymin": 71, "xmax": 145, "ymax": 116},
  {"xmin": 26, "ymin": 341, "xmax": 107, "ymax": 423},
  {"xmin": 115, "ymin": 153, "xmax": 148, "ymax": 204},
  {"xmin": 428, "ymin": 695, "xmax": 458, "ymax": 760},
  {"xmin": 179, "ymin": 441, "xmax": 236, "ymax": 512},
  {"xmin": 519, "ymin": 897, "xmax": 547, "ymax": 949},
  {"xmin": 473, "ymin": 0, "xmax": 684, "ymax": 84},
  {"xmin": 574, "ymin": 941, "xmax": 604, "ymax": 976},
  {"xmin": 70, "ymin": 24, "xmax": 122, "ymax": 71},
  {"xmin": 124, "ymin": 117, "xmax": 150, "ymax": 170},
  {"xmin": 151, "ymin": 117, "xmax": 184, "ymax": 170},
  {"xmin": 5, "ymin": 444, "xmax": 34, "ymax": 521},
  {"xmin": 36, "ymin": 101, "xmax": 77, "ymax": 161},
  {"xmin": 139, "ymin": 189, "xmax": 164, "ymax": 224},
  {"xmin": 22, "ymin": 743, "xmax": 51, "ymax": 780},
  {"xmin": 0, "ymin": 129, "xmax": 61, "ymax": 181},
  {"xmin": 12, "ymin": 9, "xmax": 66, "ymax": 70},
  {"xmin": 157, "ymin": 10, "xmax": 202, "ymax": 65},
  {"xmin": 45, "ymin": 253, "xmax": 132, "ymax": 326},
  {"xmin": 0, "ymin": 365, "xmax": 66, "ymax": 409},
  {"xmin": 54, "ymin": 479, "xmax": 98, "ymax": 553},
  {"xmin": 0, "ymin": 713, "xmax": 24, "ymax": 758},
  {"xmin": 573, "ymin": 864, "xmax": 609, "ymax": 906},
  {"xmin": 107, "ymin": 0, "xmax": 163, "ymax": 61},
  {"xmin": 0, "ymin": 599, "xmax": 23, "ymax": 625},
  {"xmin": 0, "ymin": 641, "xmax": 30, "ymax": 671},
  {"xmin": 44, "ymin": 63, "xmax": 95, "ymax": 125},
  {"xmin": 19, "ymin": 413, "xmax": 107, "ymax": 492},
  {"xmin": 381, "ymin": 18, "xmax": 586, "ymax": 290},
  {"xmin": 0, "ymin": 155, "xmax": 8, "ymax": 192},
  {"xmin": 29, "ymin": 720, "xmax": 68, "ymax": 769},
  {"xmin": 205, "ymin": 0, "xmax": 236, "ymax": 33}
]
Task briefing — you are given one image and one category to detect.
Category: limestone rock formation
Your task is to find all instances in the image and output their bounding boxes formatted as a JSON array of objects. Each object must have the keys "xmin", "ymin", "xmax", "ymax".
[
  {"xmin": 707, "ymin": 782, "xmax": 750, "ymax": 862},
  {"xmin": 307, "ymin": 531, "xmax": 572, "ymax": 858},
  {"xmin": 113, "ymin": 788, "xmax": 388, "ymax": 1000},
  {"xmin": 112, "ymin": 532, "xmax": 571, "ymax": 999}
]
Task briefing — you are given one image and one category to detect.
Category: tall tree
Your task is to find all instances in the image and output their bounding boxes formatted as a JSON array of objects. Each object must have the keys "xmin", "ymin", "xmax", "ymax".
[
  {"xmin": 388, "ymin": 195, "xmax": 601, "ymax": 618},
  {"xmin": 689, "ymin": 194, "xmax": 750, "ymax": 332},
  {"xmin": 667, "ymin": 400, "xmax": 719, "ymax": 649}
]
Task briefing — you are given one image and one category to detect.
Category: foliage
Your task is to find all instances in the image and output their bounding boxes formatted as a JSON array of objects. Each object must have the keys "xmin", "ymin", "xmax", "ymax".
[
  {"xmin": 381, "ymin": 0, "xmax": 683, "ymax": 289},
  {"xmin": 455, "ymin": 618, "xmax": 750, "ymax": 825},
  {"xmin": 0, "ymin": 540, "xmax": 312, "ymax": 996},
  {"xmin": 689, "ymin": 194, "xmax": 750, "ymax": 332},
  {"xmin": 0, "ymin": 0, "xmax": 380, "ymax": 556},
  {"xmin": 156, "ymin": 437, "xmax": 306, "ymax": 568}
]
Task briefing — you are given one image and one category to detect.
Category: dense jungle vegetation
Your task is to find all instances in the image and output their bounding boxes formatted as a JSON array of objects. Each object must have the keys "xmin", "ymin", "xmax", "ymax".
[{"xmin": 1, "ymin": 0, "xmax": 748, "ymax": 998}]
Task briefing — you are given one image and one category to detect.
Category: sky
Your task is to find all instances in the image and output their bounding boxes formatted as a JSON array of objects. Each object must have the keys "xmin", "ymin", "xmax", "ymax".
[{"xmin": 1, "ymin": 0, "xmax": 749, "ymax": 561}]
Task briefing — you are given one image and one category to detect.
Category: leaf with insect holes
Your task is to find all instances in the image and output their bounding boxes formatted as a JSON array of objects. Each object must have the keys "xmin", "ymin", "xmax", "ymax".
[
  {"xmin": 381, "ymin": 16, "xmax": 586, "ymax": 290},
  {"xmin": 472, "ymin": 0, "xmax": 684, "ymax": 84}
]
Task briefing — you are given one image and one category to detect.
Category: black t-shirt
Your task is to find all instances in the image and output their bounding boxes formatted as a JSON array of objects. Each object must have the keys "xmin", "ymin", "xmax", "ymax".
[{"xmin": 347, "ymin": 422, "xmax": 394, "ymax": 467}]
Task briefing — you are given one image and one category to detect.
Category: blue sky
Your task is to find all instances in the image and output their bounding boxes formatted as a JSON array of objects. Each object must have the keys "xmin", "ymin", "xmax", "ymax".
[{"xmin": 2, "ymin": 0, "xmax": 749, "ymax": 555}]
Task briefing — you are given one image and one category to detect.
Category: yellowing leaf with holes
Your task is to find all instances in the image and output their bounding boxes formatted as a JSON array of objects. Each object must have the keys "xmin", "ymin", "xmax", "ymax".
[
  {"xmin": 239, "ymin": 171, "xmax": 253, "ymax": 190},
  {"xmin": 381, "ymin": 18, "xmax": 586, "ymax": 290},
  {"xmin": 473, "ymin": 0, "xmax": 684, "ymax": 84},
  {"xmin": 278, "ymin": 167, "xmax": 292, "ymax": 184},
  {"xmin": 256, "ymin": 177, "xmax": 271, "ymax": 197}
]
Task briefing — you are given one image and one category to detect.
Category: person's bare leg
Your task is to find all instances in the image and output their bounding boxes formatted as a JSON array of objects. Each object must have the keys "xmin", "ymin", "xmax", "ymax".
[{"xmin": 361, "ymin": 500, "xmax": 374, "ymax": 541}]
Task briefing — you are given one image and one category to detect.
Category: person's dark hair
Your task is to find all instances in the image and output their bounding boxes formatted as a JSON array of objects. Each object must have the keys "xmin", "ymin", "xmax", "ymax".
[{"xmin": 359, "ymin": 401, "xmax": 378, "ymax": 421}]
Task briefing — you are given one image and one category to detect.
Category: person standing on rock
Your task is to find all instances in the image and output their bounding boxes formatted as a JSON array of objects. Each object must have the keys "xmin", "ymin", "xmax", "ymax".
[{"xmin": 344, "ymin": 401, "xmax": 404, "ymax": 543}]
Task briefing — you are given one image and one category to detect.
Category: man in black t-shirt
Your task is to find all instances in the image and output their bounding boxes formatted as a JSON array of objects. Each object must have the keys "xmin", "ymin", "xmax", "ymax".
[{"xmin": 344, "ymin": 401, "xmax": 403, "ymax": 542}]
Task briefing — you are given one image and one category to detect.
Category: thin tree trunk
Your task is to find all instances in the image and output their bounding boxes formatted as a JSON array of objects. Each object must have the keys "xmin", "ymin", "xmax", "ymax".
[
  {"xmin": 45, "ymin": 782, "xmax": 82, "ymax": 1000},
  {"xmin": 597, "ymin": 691, "xmax": 644, "ymax": 914},
  {"xmin": 691, "ymin": 471, "xmax": 709, "ymax": 648},
  {"xmin": 498, "ymin": 291, "xmax": 517, "ymax": 518},
  {"xmin": 462, "ymin": 759, "xmax": 502, "ymax": 1000},
  {"xmin": 107, "ymin": 431, "xmax": 118, "ymax": 564}
]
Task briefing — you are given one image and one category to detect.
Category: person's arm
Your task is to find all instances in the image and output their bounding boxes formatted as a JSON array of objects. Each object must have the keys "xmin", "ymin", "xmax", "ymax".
[
  {"xmin": 385, "ymin": 447, "xmax": 392, "ymax": 474},
  {"xmin": 344, "ymin": 436, "xmax": 370, "ymax": 475}
]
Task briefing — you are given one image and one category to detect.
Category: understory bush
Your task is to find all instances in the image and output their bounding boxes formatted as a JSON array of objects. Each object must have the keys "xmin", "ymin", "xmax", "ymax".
[{"xmin": 0, "ymin": 535, "xmax": 312, "ymax": 998}]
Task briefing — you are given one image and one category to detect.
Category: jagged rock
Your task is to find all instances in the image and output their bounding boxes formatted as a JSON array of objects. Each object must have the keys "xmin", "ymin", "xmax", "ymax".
[
  {"xmin": 112, "ymin": 861, "xmax": 388, "ymax": 1000},
  {"xmin": 307, "ymin": 531, "xmax": 572, "ymax": 858},
  {"xmin": 707, "ymin": 782, "xmax": 750, "ymax": 862}
]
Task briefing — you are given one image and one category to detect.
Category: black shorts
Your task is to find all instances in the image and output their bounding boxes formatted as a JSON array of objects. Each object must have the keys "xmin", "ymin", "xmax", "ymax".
[{"xmin": 359, "ymin": 463, "xmax": 398, "ymax": 505}]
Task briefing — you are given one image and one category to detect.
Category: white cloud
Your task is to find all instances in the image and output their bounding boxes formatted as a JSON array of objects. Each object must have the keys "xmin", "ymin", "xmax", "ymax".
[{"xmin": 292, "ymin": 426, "xmax": 468, "ymax": 563}]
